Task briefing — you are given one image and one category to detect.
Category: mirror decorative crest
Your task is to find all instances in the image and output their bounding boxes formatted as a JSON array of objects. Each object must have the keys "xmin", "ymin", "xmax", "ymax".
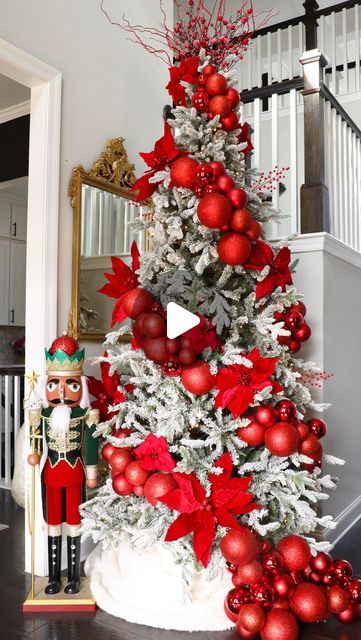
[{"xmin": 68, "ymin": 137, "xmax": 147, "ymax": 341}]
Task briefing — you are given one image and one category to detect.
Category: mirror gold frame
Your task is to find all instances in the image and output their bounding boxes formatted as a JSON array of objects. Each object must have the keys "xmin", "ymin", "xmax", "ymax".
[{"xmin": 68, "ymin": 137, "xmax": 140, "ymax": 342}]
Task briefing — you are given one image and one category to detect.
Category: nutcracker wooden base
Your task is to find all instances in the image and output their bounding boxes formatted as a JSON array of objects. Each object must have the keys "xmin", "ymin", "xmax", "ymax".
[{"xmin": 23, "ymin": 577, "xmax": 96, "ymax": 612}]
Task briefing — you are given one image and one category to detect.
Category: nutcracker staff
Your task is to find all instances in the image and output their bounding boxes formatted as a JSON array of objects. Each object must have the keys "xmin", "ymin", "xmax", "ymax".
[{"xmin": 27, "ymin": 333, "xmax": 99, "ymax": 595}]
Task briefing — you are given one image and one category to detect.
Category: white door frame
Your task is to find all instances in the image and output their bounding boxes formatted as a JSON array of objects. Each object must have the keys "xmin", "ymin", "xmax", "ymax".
[{"xmin": 0, "ymin": 38, "xmax": 62, "ymax": 575}]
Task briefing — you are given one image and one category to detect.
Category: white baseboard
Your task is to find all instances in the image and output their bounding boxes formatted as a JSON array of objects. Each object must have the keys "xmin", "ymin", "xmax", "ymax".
[{"xmin": 319, "ymin": 493, "xmax": 361, "ymax": 547}]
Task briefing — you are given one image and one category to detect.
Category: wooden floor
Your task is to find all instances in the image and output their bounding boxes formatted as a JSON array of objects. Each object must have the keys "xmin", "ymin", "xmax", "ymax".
[{"xmin": 2, "ymin": 488, "xmax": 361, "ymax": 640}]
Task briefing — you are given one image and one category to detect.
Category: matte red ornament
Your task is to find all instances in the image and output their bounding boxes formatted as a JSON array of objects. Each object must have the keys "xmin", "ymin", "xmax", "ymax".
[
  {"xmin": 307, "ymin": 418, "xmax": 327, "ymax": 439},
  {"xmin": 348, "ymin": 579, "xmax": 361, "ymax": 603},
  {"xmin": 236, "ymin": 620, "xmax": 259, "ymax": 640},
  {"xmin": 197, "ymin": 193, "xmax": 233, "ymax": 228},
  {"xmin": 144, "ymin": 472, "xmax": 178, "ymax": 506},
  {"xmin": 284, "ymin": 310, "xmax": 304, "ymax": 332},
  {"xmin": 260, "ymin": 610, "xmax": 299, "ymax": 640},
  {"xmin": 121, "ymin": 288, "xmax": 153, "ymax": 319},
  {"xmin": 293, "ymin": 323, "xmax": 311, "ymax": 342},
  {"xmin": 220, "ymin": 528, "xmax": 259, "ymax": 566},
  {"xmin": 203, "ymin": 64, "xmax": 216, "ymax": 77},
  {"xmin": 112, "ymin": 473, "xmax": 133, "ymax": 496},
  {"xmin": 265, "ymin": 423, "xmax": 300, "ymax": 457},
  {"xmin": 250, "ymin": 582, "xmax": 275, "ymax": 608},
  {"xmin": 275, "ymin": 399, "xmax": 297, "ymax": 423},
  {"xmin": 336, "ymin": 603, "xmax": 358, "ymax": 624},
  {"xmin": 217, "ymin": 174, "xmax": 235, "ymax": 193},
  {"xmin": 125, "ymin": 461, "xmax": 149, "ymax": 486},
  {"xmin": 226, "ymin": 87, "xmax": 240, "ymax": 108},
  {"xmin": 209, "ymin": 95, "xmax": 232, "ymax": 117},
  {"xmin": 237, "ymin": 421, "xmax": 266, "ymax": 447},
  {"xmin": 208, "ymin": 161, "xmax": 224, "ymax": 178},
  {"xmin": 254, "ymin": 405, "xmax": 278, "ymax": 428},
  {"xmin": 272, "ymin": 574, "xmax": 295, "ymax": 599},
  {"xmin": 262, "ymin": 551, "xmax": 285, "ymax": 575},
  {"xmin": 133, "ymin": 485, "xmax": 144, "ymax": 497},
  {"xmin": 290, "ymin": 583, "xmax": 328, "ymax": 622},
  {"xmin": 220, "ymin": 112, "xmax": 239, "ymax": 131},
  {"xmin": 181, "ymin": 361, "xmax": 215, "ymax": 395},
  {"xmin": 230, "ymin": 208, "xmax": 253, "ymax": 233},
  {"xmin": 232, "ymin": 573, "xmax": 244, "ymax": 588},
  {"xmin": 327, "ymin": 584, "xmax": 350, "ymax": 614},
  {"xmin": 310, "ymin": 552, "xmax": 333, "ymax": 575},
  {"xmin": 245, "ymin": 219, "xmax": 262, "ymax": 242},
  {"xmin": 205, "ymin": 73, "xmax": 228, "ymax": 95},
  {"xmin": 217, "ymin": 232, "xmax": 251, "ymax": 265},
  {"xmin": 227, "ymin": 187, "xmax": 248, "ymax": 209},
  {"xmin": 141, "ymin": 312, "xmax": 166, "ymax": 338},
  {"xmin": 170, "ymin": 157, "xmax": 199, "ymax": 189},
  {"xmin": 237, "ymin": 560, "xmax": 264, "ymax": 585},
  {"xmin": 49, "ymin": 334, "xmax": 79, "ymax": 356},
  {"xmin": 296, "ymin": 422, "xmax": 309, "ymax": 441},
  {"xmin": 271, "ymin": 599, "xmax": 290, "ymax": 610},
  {"xmin": 299, "ymin": 434, "xmax": 322, "ymax": 457},
  {"xmin": 143, "ymin": 337, "xmax": 168, "ymax": 363},
  {"xmin": 276, "ymin": 535, "xmax": 311, "ymax": 572},
  {"xmin": 165, "ymin": 338, "xmax": 181, "ymax": 354},
  {"xmin": 179, "ymin": 347, "xmax": 197, "ymax": 365},
  {"xmin": 101, "ymin": 442, "xmax": 116, "ymax": 462},
  {"xmin": 109, "ymin": 449, "xmax": 132, "ymax": 474},
  {"xmin": 238, "ymin": 604, "xmax": 266, "ymax": 633}
]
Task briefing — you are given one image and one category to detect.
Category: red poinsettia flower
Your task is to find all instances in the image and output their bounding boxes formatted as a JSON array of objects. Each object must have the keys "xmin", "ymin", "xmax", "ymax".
[
  {"xmin": 182, "ymin": 315, "xmax": 222, "ymax": 355},
  {"xmin": 166, "ymin": 56, "xmax": 200, "ymax": 106},
  {"xmin": 160, "ymin": 453, "xmax": 258, "ymax": 567},
  {"xmin": 98, "ymin": 241, "xmax": 140, "ymax": 327},
  {"xmin": 214, "ymin": 348, "xmax": 283, "ymax": 418},
  {"xmin": 134, "ymin": 433, "xmax": 176, "ymax": 472},
  {"xmin": 132, "ymin": 120, "xmax": 183, "ymax": 201},
  {"xmin": 238, "ymin": 122, "xmax": 254, "ymax": 157},
  {"xmin": 88, "ymin": 354, "xmax": 129, "ymax": 422},
  {"xmin": 244, "ymin": 240, "xmax": 293, "ymax": 300}
]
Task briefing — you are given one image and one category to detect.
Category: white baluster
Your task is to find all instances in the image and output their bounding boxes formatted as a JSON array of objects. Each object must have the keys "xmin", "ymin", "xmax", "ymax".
[
  {"xmin": 257, "ymin": 35, "xmax": 262, "ymax": 88},
  {"xmin": 351, "ymin": 132, "xmax": 357, "ymax": 249},
  {"xmin": 271, "ymin": 93, "xmax": 279, "ymax": 238},
  {"xmin": 114, "ymin": 197, "xmax": 122, "ymax": 255},
  {"xmin": 356, "ymin": 4, "xmax": 360, "ymax": 92},
  {"xmin": 342, "ymin": 121, "xmax": 349, "ymax": 244},
  {"xmin": 331, "ymin": 107, "xmax": 338, "ymax": 240},
  {"xmin": 337, "ymin": 115, "xmax": 344, "ymax": 241},
  {"xmin": 253, "ymin": 97, "xmax": 261, "ymax": 170},
  {"xmin": 342, "ymin": 8, "xmax": 349, "ymax": 94},
  {"xmin": 298, "ymin": 22, "xmax": 304, "ymax": 76},
  {"xmin": 357, "ymin": 138, "xmax": 361, "ymax": 251},
  {"xmin": 277, "ymin": 29, "xmax": 282, "ymax": 83},
  {"xmin": 267, "ymin": 31, "xmax": 272, "ymax": 86},
  {"xmin": 290, "ymin": 89, "xmax": 299, "ymax": 234},
  {"xmin": 4, "ymin": 375, "xmax": 11, "ymax": 486},
  {"xmin": 324, "ymin": 102, "xmax": 332, "ymax": 235},
  {"xmin": 247, "ymin": 46, "xmax": 252, "ymax": 91},
  {"xmin": 14, "ymin": 375, "xmax": 20, "ymax": 440},
  {"xmin": 331, "ymin": 12, "xmax": 337, "ymax": 94},
  {"xmin": 288, "ymin": 26, "xmax": 293, "ymax": 80}
]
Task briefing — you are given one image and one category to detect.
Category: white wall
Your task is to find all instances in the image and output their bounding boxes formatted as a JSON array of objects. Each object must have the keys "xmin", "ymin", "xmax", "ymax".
[{"xmin": 0, "ymin": 0, "xmax": 172, "ymax": 362}]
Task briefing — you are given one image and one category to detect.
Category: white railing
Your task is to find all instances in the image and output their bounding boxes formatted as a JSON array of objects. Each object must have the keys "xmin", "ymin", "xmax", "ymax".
[
  {"xmin": 320, "ymin": 4, "xmax": 361, "ymax": 96},
  {"xmin": 0, "ymin": 372, "xmax": 24, "ymax": 489}
]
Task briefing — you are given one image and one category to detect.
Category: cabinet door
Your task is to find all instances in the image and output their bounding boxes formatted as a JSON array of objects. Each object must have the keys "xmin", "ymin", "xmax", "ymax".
[
  {"xmin": 11, "ymin": 204, "xmax": 27, "ymax": 242},
  {"xmin": 0, "ymin": 238, "xmax": 10, "ymax": 324},
  {"xmin": 9, "ymin": 241, "xmax": 26, "ymax": 326},
  {"xmin": 0, "ymin": 201, "xmax": 11, "ymax": 238}
]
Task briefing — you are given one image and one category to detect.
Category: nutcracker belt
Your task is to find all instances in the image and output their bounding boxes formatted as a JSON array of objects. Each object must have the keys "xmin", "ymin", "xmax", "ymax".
[{"xmin": 47, "ymin": 449, "xmax": 82, "ymax": 468}]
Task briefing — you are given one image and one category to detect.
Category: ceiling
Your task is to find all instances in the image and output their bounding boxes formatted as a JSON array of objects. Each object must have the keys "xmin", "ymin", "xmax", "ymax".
[{"xmin": 0, "ymin": 74, "xmax": 30, "ymax": 112}]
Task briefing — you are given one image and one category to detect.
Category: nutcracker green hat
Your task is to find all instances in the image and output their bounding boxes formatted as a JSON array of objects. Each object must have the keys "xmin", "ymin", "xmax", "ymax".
[{"xmin": 45, "ymin": 332, "xmax": 84, "ymax": 377}]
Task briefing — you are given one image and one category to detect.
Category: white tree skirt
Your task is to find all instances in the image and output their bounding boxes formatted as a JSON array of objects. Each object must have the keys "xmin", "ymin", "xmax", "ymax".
[{"xmin": 85, "ymin": 536, "xmax": 234, "ymax": 631}]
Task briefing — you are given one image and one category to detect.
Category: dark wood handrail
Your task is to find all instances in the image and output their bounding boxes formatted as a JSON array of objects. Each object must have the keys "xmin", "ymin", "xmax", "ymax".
[
  {"xmin": 241, "ymin": 77, "xmax": 304, "ymax": 103},
  {"xmin": 320, "ymin": 83, "xmax": 361, "ymax": 139},
  {"xmin": 315, "ymin": 0, "xmax": 359, "ymax": 18}
]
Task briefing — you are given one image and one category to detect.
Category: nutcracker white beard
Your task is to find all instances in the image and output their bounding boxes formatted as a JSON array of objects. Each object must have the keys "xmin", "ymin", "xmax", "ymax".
[{"xmin": 49, "ymin": 405, "xmax": 72, "ymax": 437}]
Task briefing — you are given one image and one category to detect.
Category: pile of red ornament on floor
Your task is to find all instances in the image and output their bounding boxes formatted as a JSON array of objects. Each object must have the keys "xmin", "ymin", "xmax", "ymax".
[{"xmin": 221, "ymin": 528, "xmax": 361, "ymax": 639}]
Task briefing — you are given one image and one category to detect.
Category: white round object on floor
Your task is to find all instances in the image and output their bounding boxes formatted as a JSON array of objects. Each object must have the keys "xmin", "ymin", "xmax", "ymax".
[{"xmin": 85, "ymin": 536, "xmax": 233, "ymax": 631}]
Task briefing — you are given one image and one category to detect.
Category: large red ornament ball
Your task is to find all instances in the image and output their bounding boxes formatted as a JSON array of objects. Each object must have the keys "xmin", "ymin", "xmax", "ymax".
[
  {"xmin": 109, "ymin": 449, "xmax": 132, "ymax": 474},
  {"xmin": 112, "ymin": 473, "xmax": 133, "ymax": 496},
  {"xmin": 299, "ymin": 434, "xmax": 322, "ymax": 457},
  {"xmin": 293, "ymin": 323, "xmax": 311, "ymax": 342},
  {"xmin": 121, "ymin": 288, "xmax": 153, "ymax": 319},
  {"xmin": 226, "ymin": 587, "xmax": 250, "ymax": 616},
  {"xmin": 348, "ymin": 579, "xmax": 361, "ymax": 603},
  {"xmin": 254, "ymin": 405, "xmax": 278, "ymax": 428},
  {"xmin": 250, "ymin": 583, "xmax": 275, "ymax": 608},
  {"xmin": 296, "ymin": 422, "xmax": 309, "ymax": 441},
  {"xmin": 101, "ymin": 442, "xmax": 116, "ymax": 462},
  {"xmin": 290, "ymin": 583, "xmax": 328, "ymax": 622},
  {"xmin": 238, "ymin": 604, "xmax": 266, "ymax": 633},
  {"xmin": 179, "ymin": 347, "xmax": 197, "ymax": 365},
  {"xmin": 307, "ymin": 418, "xmax": 327, "ymax": 439},
  {"xmin": 227, "ymin": 187, "xmax": 248, "ymax": 209},
  {"xmin": 246, "ymin": 220, "xmax": 262, "ymax": 241},
  {"xmin": 273, "ymin": 574, "xmax": 295, "ymax": 599},
  {"xmin": 291, "ymin": 301, "xmax": 307, "ymax": 317},
  {"xmin": 237, "ymin": 421, "xmax": 266, "ymax": 447},
  {"xmin": 236, "ymin": 620, "xmax": 259, "ymax": 640},
  {"xmin": 208, "ymin": 161, "xmax": 224, "ymax": 178},
  {"xmin": 220, "ymin": 528, "xmax": 259, "ymax": 566},
  {"xmin": 124, "ymin": 461, "xmax": 149, "ymax": 486},
  {"xmin": 143, "ymin": 337, "xmax": 168, "ymax": 363},
  {"xmin": 275, "ymin": 400, "xmax": 297, "ymax": 423},
  {"xmin": 165, "ymin": 338, "xmax": 181, "ymax": 355},
  {"xmin": 217, "ymin": 232, "xmax": 251, "ymax": 266},
  {"xmin": 205, "ymin": 73, "xmax": 228, "ymax": 95},
  {"xmin": 197, "ymin": 193, "xmax": 232, "ymax": 229},
  {"xmin": 220, "ymin": 112, "xmax": 239, "ymax": 131},
  {"xmin": 237, "ymin": 560, "xmax": 264, "ymax": 585},
  {"xmin": 49, "ymin": 334, "xmax": 79, "ymax": 356},
  {"xmin": 209, "ymin": 95, "xmax": 232, "ymax": 117},
  {"xmin": 141, "ymin": 312, "xmax": 166, "ymax": 338},
  {"xmin": 203, "ymin": 63, "xmax": 216, "ymax": 77},
  {"xmin": 226, "ymin": 87, "xmax": 240, "ymax": 108},
  {"xmin": 336, "ymin": 603, "xmax": 358, "ymax": 624},
  {"xmin": 230, "ymin": 208, "xmax": 253, "ymax": 233},
  {"xmin": 144, "ymin": 472, "xmax": 178, "ymax": 505},
  {"xmin": 217, "ymin": 174, "xmax": 235, "ymax": 193},
  {"xmin": 333, "ymin": 559, "xmax": 353, "ymax": 582},
  {"xmin": 170, "ymin": 157, "xmax": 199, "ymax": 189},
  {"xmin": 327, "ymin": 584, "xmax": 350, "ymax": 614},
  {"xmin": 284, "ymin": 310, "xmax": 304, "ymax": 332},
  {"xmin": 133, "ymin": 485, "xmax": 144, "ymax": 497},
  {"xmin": 263, "ymin": 551, "xmax": 285, "ymax": 575},
  {"xmin": 181, "ymin": 361, "xmax": 215, "ymax": 395},
  {"xmin": 309, "ymin": 552, "xmax": 333, "ymax": 575},
  {"xmin": 260, "ymin": 610, "xmax": 299, "ymax": 640},
  {"xmin": 265, "ymin": 423, "xmax": 300, "ymax": 457},
  {"xmin": 276, "ymin": 535, "xmax": 311, "ymax": 572}
]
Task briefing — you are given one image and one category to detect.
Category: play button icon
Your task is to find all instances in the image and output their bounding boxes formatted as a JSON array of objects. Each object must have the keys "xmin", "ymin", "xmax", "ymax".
[{"xmin": 166, "ymin": 302, "xmax": 200, "ymax": 339}]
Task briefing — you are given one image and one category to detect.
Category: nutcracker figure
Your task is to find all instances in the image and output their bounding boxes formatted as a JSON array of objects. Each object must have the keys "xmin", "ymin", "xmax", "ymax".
[{"xmin": 27, "ymin": 333, "xmax": 99, "ymax": 596}]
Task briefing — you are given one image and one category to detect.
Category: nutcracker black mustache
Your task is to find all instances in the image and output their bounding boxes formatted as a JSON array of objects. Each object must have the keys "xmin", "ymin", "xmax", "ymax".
[{"xmin": 51, "ymin": 398, "xmax": 77, "ymax": 405}]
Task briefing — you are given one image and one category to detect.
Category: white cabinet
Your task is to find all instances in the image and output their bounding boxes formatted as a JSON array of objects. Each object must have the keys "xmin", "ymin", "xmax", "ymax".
[
  {"xmin": 11, "ymin": 204, "xmax": 27, "ymax": 242},
  {"xmin": 0, "ymin": 201, "xmax": 11, "ymax": 238},
  {"xmin": 9, "ymin": 241, "xmax": 26, "ymax": 326},
  {"xmin": 0, "ymin": 238, "xmax": 10, "ymax": 325}
]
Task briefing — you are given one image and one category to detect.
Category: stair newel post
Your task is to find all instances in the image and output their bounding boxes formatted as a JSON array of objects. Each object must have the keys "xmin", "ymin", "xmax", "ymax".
[{"xmin": 303, "ymin": 0, "xmax": 319, "ymax": 51}]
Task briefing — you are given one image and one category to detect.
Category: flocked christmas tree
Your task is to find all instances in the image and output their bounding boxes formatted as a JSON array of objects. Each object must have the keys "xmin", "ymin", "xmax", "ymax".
[{"xmin": 82, "ymin": 2, "xmax": 361, "ymax": 637}]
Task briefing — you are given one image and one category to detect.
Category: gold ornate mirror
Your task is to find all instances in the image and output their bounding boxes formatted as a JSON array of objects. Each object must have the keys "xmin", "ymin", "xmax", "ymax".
[{"xmin": 68, "ymin": 138, "xmax": 146, "ymax": 341}]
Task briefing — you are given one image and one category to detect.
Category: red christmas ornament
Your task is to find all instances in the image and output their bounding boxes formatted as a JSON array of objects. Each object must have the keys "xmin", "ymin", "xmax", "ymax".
[
  {"xmin": 227, "ymin": 561, "xmax": 238, "ymax": 574},
  {"xmin": 236, "ymin": 620, "xmax": 259, "ymax": 640},
  {"xmin": 260, "ymin": 610, "xmax": 298, "ymax": 640},
  {"xmin": 289, "ymin": 571, "xmax": 303, "ymax": 585},
  {"xmin": 208, "ymin": 161, "xmax": 224, "ymax": 178},
  {"xmin": 133, "ymin": 485, "xmax": 144, "ymax": 497},
  {"xmin": 49, "ymin": 334, "xmax": 79, "ymax": 356},
  {"xmin": 121, "ymin": 288, "xmax": 153, "ymax": 319},
  {"xmin": 179, "ymin": 347, "xmax": 197, "ymax": 365},
  {"xmin": 284, "ymin": 310, "xmax": 304, "ymax": 332},
  {"xmin": 112, "ymin": 473, "xmax": 133, "ymax": 496},
  {"xmin": 165, "ymin": 338, "xmax": 181, "ymax": 354},
  {"xmin": 227, "ymin": 187, "xmax": 248, "ymax": 209},
  {"xmin": 125, "ymin": 461, "xmax": 149, "ymax": 486},
  {"xmin": 250, "ymin": 582, "xmax": 275, "ymax": 608},
  {"xmin": 191, "ymin": 89, "xmax": 209, "ymax": 112},
  {"xmin": 277, "ymin": 334, "xmax": 291, "ymax": 347},
  {"xmin": 238, "ymin": 604, "xmax": 266, "ymax": 633},
  {"xmin": 310, "ymin": 552, "xmax": 333, "ymax": 575},
  {"xmin": 209, "ymin": 95, "xmax": 232, "ymax": 117},
  {"xmin": 237, "ymin": 421, "xmax": 266, "ymax": 447},
  {"xmin": 220, "ymin": 112, "xmax": 239, "ymax": 131},
  {"xmin": 230, "ymin": 208, "xmax": 252, "ymax": 233},
  {"xmin": 323, "ymin": 572, "xmax": 335, "ymax": 586},
  {"xmin": 271, "ymin": 599, "xmax": 290, "ymax": 610},
  {"xmin": 309, "ymin": 570, "xmax": 324, "ymax": 585},
  {"xmin": 195, "ymin": 163, "xmax": 215, "ymax": 185},
  {"xmin": 276, "ymin": 535, "xmax": 311, "ymax": 572},
  {"xmin": 290, "ymin": 583, "xmax": 328, "ymax": 622},
  {"xmin": 327, "ymin": 584, "xmax": 350, "ymax": 614},
  {"xmin": 141, "ymin": 312, "xmax": 166, "ymax": 338},
  {"xmin": 307, "ymin": 418, "xmax": 327, "ymax": 439},
  {"xmin": 291, "ymin": 301, "xmax": 307, "ymax": 316},
  {"xmin": 205, "ymin": 73, "xmax": 228, "ymax": 95},
  {"xmin": 275, "ymin": 399, "xmax": 297, "ymax": 423},
  {"xmin": 348, "ymin": 579, "xmax": 361, "ymax": 603},
  {"xmin": 232, "ymin": 573, "xmax": 243, "ymax": 588},
  {"xmin": 101, "ymin": 442, "xmax": 116, "ymax": 462},
  {"xmin": 203, "ymin": 64, "xmax": 216, "ymax": 77},
  {"xmin": 336, "ymin": 603, "xmax": 358, "ymax": 624},
  {"xmin": 261, "ymin": 540, "xmax": 273, "ymax": 554},
  {"xmin": 226, "ymin": 87, "xmax": 240, "ymax": 108},
  {"xmin": 220, "ymin": 528, "xmax": 259, "ymax": 566},
  {"xmin": 204, "ymin": 184, "xmax": 219, "ymax": 195},
  {"xmin": 265, "ymin": 423, "xmax": 300, "ymax": 457},
  {"xmin": 226, "ymin": 587, "xmax": 251, "ymax": 615},
  {"xmin": 144, "ymin": 472, "xmax": 178, "ymax": 506},
  {"xmin": 254, "ymin": 405, "xmax": 278, "ymax": 428},
  {"xmin": 237, "ymin": 560, "xmax": 264, "ymax": 585},
  {"xmin": 289, "ymin": 339, "xmax": 302, "ymax": 354},
  {"xmin": 143, "ymin": 336, "xmax": 168, "ymax": 363},
  {"xmin": 217, "ymin": 232, "xmax": 251, "ymax": 266},
  {"xmin": 170, "ymin": 157, "xmax": 199, "ymax": 189},
  {"xmin": 293, "ymin": 323, "xmax": 311, "ymax": 342},
  {"xmin": 109, "ymin": 449, "xmax": 132, "ymax": 474},
  {"xmin": 262, "ymin": 551, "xmax": 285, "ymax": 575},
  {"xmin": 299, "ymin": 434, "xmax": 322, "ymax": 457},
  {"xmin": 296, "ymin": 422, "xmax": 309, "ymax": 441},
  {"xmin": 217, "ymin": 174, "xmax": 235, "ymax": 193},
  {"xmin": 197, "ymin": 193, "xmax": 232, "ymax": 228},
  {"xmin": 246, "ymin": 220, "xmax": 262, "ymax": 241},
  {"xmin": 181, "ymin": 361, "xmax": 215, "ymax": 395},
  {"xmin": 273, "ymin": 574, "xmax": 295, "ymax": 599}
]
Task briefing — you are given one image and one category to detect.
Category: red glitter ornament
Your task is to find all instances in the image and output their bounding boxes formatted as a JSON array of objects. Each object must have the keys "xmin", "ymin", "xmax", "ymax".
[
  {"xmin": 141, "ymin": 312, "xmax": 166, "ymax": 338},
  {"xmin": 238, "ymin": 604, "xmax": 266, "ymax": 633},
  {"xmin": 299, "ymin": 434, "xmax": 322, "ymax": 457},
  {"xmin": 254, "ymin": 405, "xmax": 278, "ymax": 428},
  {"xmin": 217, "ymin": 231, "xmax": 251, "ymax": 265},
  {"xmin": 296, "ymin": 422, "xmax": 310, "ymax": 441},
  {"xmin": 144, "ymin": 472, "xmax": 178, "ymax": 506},
  {"xmin": 165, "ymin": 338, "xmax": 181, "ymax": 354},
  {"xmin": 264, "ymin": 423, "xmax": 300, "ymax": 457},
  {"xmin": 209, "ymin": 95, "xmax": 232, "ymax": 117},
  {"xmin": 179, "ymin": 347, "xmax": 197, "ymax": 365},
  {"xmin": 220, "ymin": 528, "xmax": 259, "ymax": 566},
  {"xmin": 275, "ymin": 399, "xmax": 297, "ymax": 422},
  {"xmin": 112, "ymin": 473, "xmax": 133, "ymax": 496},
  {"xmin": 208, "ymin": 161, "xmax": 224, "ymax": 178},
  {"xmin": 143, "ymin": 336, "xmax": 168, "ymax": 363},
  {"xmin": 227, "ymin": 187, "xmax": 248, "ymax": 209},
  {"xmin": 217, "ymin": 174, "xmax": 235, "ymax": 193},
  {"xmin": 226, "ymin": 87, "xmax": 240, "ymax": 108},
  {"xmin": 170, "ymin": 157, "xmax": 199, "ymax": 189},
  {"xmin": 49, "ymin": 334, "xmax": 79, "ymax": 356},
  {"xmin": 109, "ymin": 449, "xmax": 132, "ymax": 474},
  {"xmin": 220, "ymin": 112, "xmax": 239, "ymax": 131},
  {"xmin": 133, "ymin": 485, "xmax": 144, "ymax": 497},
  {"xmin": 327, "ymin": 584, "xmax": 350, "ymax": 614},
  {"xmin": 203, "ymin": 64, "xmax": 216, "ymax": 77},
  {"xmin": 101, "ymin": 442, "xmax": 116, "ymax": 462},
  {"xmin": 125, "ymin": 461, "xmax": 149, "ymax": 486},
  {"xmin": 290, "ymin": 583, "xmax": 328, "ymax": 622},
  {"xmin": 276, "ymin": 535, "xmax": 311, "ymax": 572},
  {"xmin": 246, "ymin": 219, "xmax": 262, "ymax": 241},
  {"xmin": 237, "ymin": 421, "xmax": 266, "ymax": 447},
  {"xmin": 181, "ymin": 361, "xmax": 215, "ymax": 395},
  {"xmin": 230, "ymin": 208, "xmax": 252, "ymax": 233},
  {"xmin": 272, "ymin": 574, "xmax": 295, "ymax": 599},
  {"xmin": 237, "ymin": 560, "xmax": 264, "ymax": 585},
  {"xmin": 236, "ymin": 621, "xmax": 259, "ymax": 640},
  {"xmin": 205, "ymin": 73, "xmax": 228, "ymax": 95},
  {"xmin": 121, "ymin": 288, "xmax": 153, "ymax": 319},
  {"xmin": 260, "ymin": 610, "xmax": 299, "ymax": 640},
  {"xmin": 348, "ymin": 579, "xmax": 361, "ymax": 603},
  {"xmin": 197, "ymin": 193, "xmax": 232, "ymax": 228}
]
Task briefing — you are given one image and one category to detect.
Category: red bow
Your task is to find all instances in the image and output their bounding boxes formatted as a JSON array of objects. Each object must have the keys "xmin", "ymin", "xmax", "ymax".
[
  {"xmin": 244, "ymin": 240, "xmax": 293, "ymax": 299},
  {"xmin": 166, "ymin": 56, "xmax": 200, "ymax": 106},
  {"xmin": 132, "ymin": 121, "xmax": 182, "ymax": 201},
  {"xmin": 134, "ymin": 433, "xmax": 176, "ymax": 472},
  {"xmin": 160, "ymin": 453, "xmax": 258, "ymax": 568},
  {"xmin": 88, "ymin": 353, "xmax": 129, "ymax": 422},
  {"xmin": 98, "ymin": 241, "xmax": 140, "ymax": 327},
  {"xmin": 214, "ymin": 348, "xmax": 283, "ymax": 418}
]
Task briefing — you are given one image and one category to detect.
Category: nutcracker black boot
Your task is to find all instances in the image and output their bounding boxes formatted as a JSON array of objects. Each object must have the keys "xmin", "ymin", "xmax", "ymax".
[
  {"xmin": 45, "ymin": 536, "xmax": 62, "ymax": 594},
  {"xmin": 64, "ymin": 536, "xmax": 81, "ymax": 594}
]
